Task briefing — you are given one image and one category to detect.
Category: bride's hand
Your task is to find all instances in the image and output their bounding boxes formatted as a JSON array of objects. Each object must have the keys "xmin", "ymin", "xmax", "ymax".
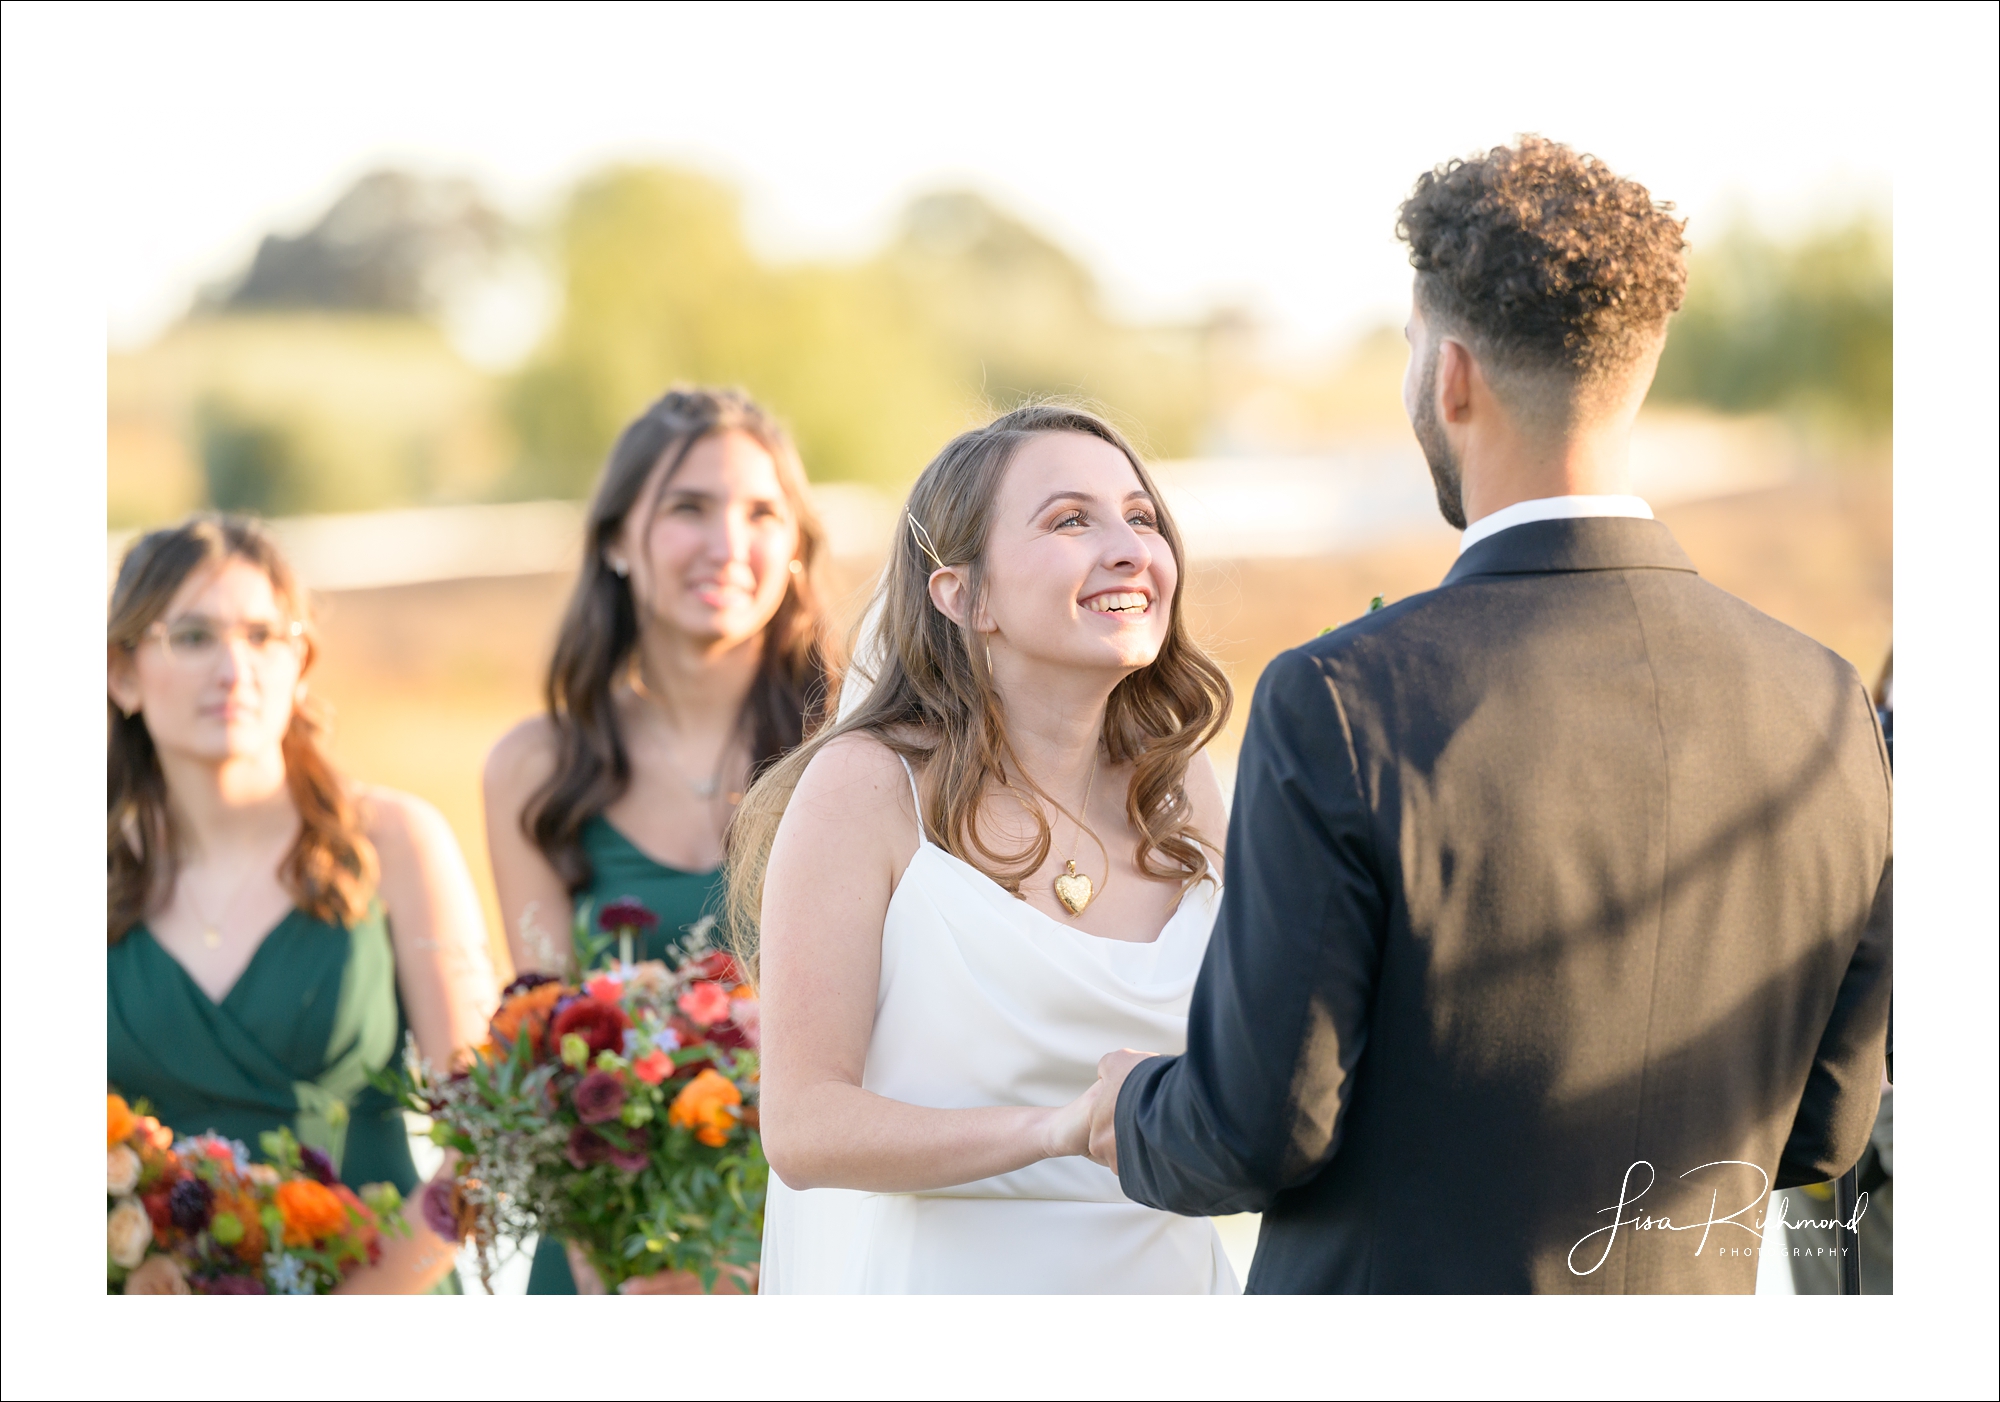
[{"xmin": 1039, "ymin": 1078, "xmax": 1103, "ymax": 1160}]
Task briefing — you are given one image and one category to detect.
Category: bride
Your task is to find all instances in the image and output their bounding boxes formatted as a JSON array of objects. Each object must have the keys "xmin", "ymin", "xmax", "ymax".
[{"xmin": 728, "ymin": 403, "xmax": 1238, "ymax": 1292}]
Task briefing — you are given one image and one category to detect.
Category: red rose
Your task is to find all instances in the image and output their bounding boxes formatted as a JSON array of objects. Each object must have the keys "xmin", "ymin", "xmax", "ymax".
[
  {"xmin": 141, "ymin": 1187, "xmax": 175, "ymax": 1236},
  {"xmin": 547, "ymin": 997, "xmax": 631, "ymax": 1060},
  {"xmin": 688, "ymin": 951, "xmax": 740, "ymax": 984},
  {"xmin": 572, "ymin": 1069, "xmax": 628, "ymax": 1125},
  {"xmin": 677, "ymin": 981, "xmax": 732, "ymax": 1028}
]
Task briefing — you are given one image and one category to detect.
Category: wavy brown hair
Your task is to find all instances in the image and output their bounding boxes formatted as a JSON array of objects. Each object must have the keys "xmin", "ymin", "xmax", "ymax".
[
  {"xmin": 726, "ymin": 403, "xmax": 1232, "ymax": 974},
  {"xmin": 108, "ymin": 515, "xmax": 376, "ymax": 942},
  {"xmin": 528, "ymin": 387, "xmax": 832, "ymax": 893}
]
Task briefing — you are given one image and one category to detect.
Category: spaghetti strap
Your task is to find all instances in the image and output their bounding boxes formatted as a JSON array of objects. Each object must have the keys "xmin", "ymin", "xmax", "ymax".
[{"xmin": 896, "ymin": 754, "xmax": 930, "ymax": 847}]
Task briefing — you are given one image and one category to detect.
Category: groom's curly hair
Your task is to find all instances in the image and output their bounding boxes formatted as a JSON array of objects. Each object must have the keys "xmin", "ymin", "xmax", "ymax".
[{"xmin": 1398, "ymin": 136, "xmax": 1688, "ymax": 406}]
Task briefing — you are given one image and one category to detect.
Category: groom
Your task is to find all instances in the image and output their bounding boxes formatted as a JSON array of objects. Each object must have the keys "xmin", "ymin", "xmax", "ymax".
[{"xmin": 1086, "ymin": 137, "xmax": 1892, "ymax": 1293}]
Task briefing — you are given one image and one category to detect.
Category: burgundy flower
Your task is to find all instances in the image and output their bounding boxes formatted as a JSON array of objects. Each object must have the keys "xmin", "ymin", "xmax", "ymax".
[
  {"xmin": 598, "ymin": 898, "xmax": 659, "ymax": 935},
  {"xmin": 199, "ymin": 1275, "xmax": 266, "ymax": 1294},
  {"xmin": 168, "ymin": 1176, "xmax": 215, "ymax": 1232},
  {"xmin": 706, "ymin": 1019, "xmax": 751, "ymax": 1052},
  {"xmin": 572, "ymin": 1069, "xmax": 627, "ymax": 1125},
  {"xmin": 565, "ymin": 1126, "xmax": 613, "ymax": 1170},
  {"xmin": 500, "ymin": 970, "xmax": 561, "ymax": 999},
  {"xmin": 140, "ymin": 1186, "xmax": 175, "ymax": 1236},
  {"xmin": 607, "ymin": 1126, "xmax": 650, "ymax": 1173},
  {"xmin": 298, "ymin": 1145, "xmax": 340, "ymax": 1186},
  {"xmin": 420, "ymin": 1178, "xmax": 463, "ymax": 1241},
  {"xmin": 547, "ymin": 998, "xmax": 631, "ymax": 1061}
]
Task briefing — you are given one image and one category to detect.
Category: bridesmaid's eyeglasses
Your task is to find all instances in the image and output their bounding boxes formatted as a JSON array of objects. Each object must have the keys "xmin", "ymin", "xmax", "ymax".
[{"xmin": 141, "ymin": 614, "xmax": 305, "ymax": 669}]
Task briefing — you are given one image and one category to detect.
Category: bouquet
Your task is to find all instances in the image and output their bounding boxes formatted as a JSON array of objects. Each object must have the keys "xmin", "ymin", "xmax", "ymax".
[
  {"xmin": 107, "ymin": 1093, "xmax": 406, "ymax": 1294},
  {"xmin": 391, "ymin": 898, "xmax": 765, "ymax": 1293}
]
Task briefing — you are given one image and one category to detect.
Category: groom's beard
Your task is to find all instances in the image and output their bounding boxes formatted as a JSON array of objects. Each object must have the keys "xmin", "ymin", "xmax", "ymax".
[{"xmin": 1412, "ymin": 350, "xmax": 1467, "ymax": 530}]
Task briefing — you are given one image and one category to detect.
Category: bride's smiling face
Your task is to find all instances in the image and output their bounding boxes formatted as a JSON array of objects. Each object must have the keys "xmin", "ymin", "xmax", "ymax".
[{"xmin": 948, "ymin": 430, "xmax": 1177, "ymax": 681}]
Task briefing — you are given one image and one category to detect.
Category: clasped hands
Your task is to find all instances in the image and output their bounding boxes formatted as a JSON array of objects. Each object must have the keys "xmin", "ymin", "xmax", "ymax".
[{"xmin": 1047, "ymin": 1049, "xmax": 1158, "ymax": 1174}]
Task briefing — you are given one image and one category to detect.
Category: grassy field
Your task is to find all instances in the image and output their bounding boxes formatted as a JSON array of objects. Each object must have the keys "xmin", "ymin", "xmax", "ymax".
[{"xmin": 304, "ymin": 470, "xmax": 1891, "ymax": 977}]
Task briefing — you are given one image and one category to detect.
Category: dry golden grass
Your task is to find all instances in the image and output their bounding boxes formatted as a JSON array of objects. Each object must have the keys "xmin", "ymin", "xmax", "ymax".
[{"xmin": 305, "ymin": 470, "xmax": 1890, "ymax": 976}]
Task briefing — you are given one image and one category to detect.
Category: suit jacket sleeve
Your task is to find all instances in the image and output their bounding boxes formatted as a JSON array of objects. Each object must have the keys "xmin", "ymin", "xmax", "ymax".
[
  {"xmin": 1775, "ymin": 852, "xmax": 1892, "ymax": 1187},
  {"xmin": 1115, "ymin": 646, "xmax": 1387, "ymax": 1216}
]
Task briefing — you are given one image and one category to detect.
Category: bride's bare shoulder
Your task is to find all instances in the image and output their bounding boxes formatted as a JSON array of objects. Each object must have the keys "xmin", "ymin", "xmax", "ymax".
[{"xmin": 783, "ymin": 730, "xmax": 921, "ymax": 840}]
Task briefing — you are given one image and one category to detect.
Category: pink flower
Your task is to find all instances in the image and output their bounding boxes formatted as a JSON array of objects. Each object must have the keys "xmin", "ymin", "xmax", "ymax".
[
  {"xmin": 420, "ymin": 1178, "xmax": 463, "ymax": 1241},
  {"xmin": 572, "ymin": 1069, "xmax": 628, "ymax": 1124},
  {"xmin": 677, "ymin": 981, "xmax": 732, "ymax": 1028},
  {"xmin": 585, "ymin": 974, "xmax": 625, "ymax": 1003},
  {"xmin": 729, "ymin": 994, "xmax": 760, "ymax": 1049},
  {"xmin": 632, "ymin": 1050, "xmax": 672, "ymax": 1085}
]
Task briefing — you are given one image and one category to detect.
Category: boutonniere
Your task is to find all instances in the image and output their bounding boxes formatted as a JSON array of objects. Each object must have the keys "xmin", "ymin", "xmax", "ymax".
[{"xmin": 1319, "ymin": 594, "xmax": 1385, "ymax": 637}]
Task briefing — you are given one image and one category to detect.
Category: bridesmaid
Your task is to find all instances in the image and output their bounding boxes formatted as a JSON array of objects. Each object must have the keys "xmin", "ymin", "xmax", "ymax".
[
  {"xmin": 483, "ymin": 386, "xmax": 831, "ymax": 1294},
  {"xmin": 107, "ymin": 515, "xmax": 498, "ymax": 1293}
]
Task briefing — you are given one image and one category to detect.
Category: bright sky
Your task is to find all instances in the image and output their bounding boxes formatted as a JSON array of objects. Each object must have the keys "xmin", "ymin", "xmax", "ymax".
[{"xmin": 93, "ymin": 3, "xmax": 1893, "ymax": 353}]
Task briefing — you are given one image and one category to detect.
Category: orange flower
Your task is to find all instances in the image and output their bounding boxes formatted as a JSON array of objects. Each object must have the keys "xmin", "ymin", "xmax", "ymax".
[
  {"xmin": 108, "ymin": 1094, "xmax": 138, "ymax": 1148},
  {"xmin": 668, "ymin": 1069, "xmax": 743, "ymax": 1148},
  {"xmin": 274, "ymin": 1179, "xmax": 348, "ymax": 1246},
  {"xmin": 489, "ymin": 982, "xmax": 565, "ymax": 1053}
]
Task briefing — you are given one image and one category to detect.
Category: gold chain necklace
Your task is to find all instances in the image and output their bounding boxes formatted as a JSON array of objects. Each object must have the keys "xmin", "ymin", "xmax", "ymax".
[
  {"xmin": 1052, "ymin": 747, "xmax": 1102, "ymax": 916},
  {"xmin": 182, "ymin": 855, "xmax": 265, "ymax": 950},
  {"xmin": 631, "ymin": 669, "xmax": 740, "ymax": 805}
]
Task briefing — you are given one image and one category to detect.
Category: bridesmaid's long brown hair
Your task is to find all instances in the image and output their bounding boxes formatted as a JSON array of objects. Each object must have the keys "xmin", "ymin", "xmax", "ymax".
[
  {"xmin": 107, "ymin": 515, "xmax": 375, "ymax": 942},
  {"xmin": 528, "ymin": 387, "xmax": 833, "ymax": 893}
]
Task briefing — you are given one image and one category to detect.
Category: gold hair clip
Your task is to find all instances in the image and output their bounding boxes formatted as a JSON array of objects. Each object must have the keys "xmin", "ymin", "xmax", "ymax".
[{"xmin": 906, "ymin": 512, "xmax": 948, "ymax": 570}]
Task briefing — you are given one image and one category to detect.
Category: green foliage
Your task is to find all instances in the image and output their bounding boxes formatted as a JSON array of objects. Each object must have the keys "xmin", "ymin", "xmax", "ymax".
[
  {"xmin": 199, "ymin": 399, "xmax": 307, "ymax": 514},
  {"xmin": 1653, "ymin": 214, "xmax": 1891, "ymax": 432},
  {"xmin": 506, "ymin": 168, "xmax": 1211, "ymax": 494},
  {"xmin": 110, "ymin": 313, "xmax": 509, "ymax": 528},
  {"xmin": 562, "ymin": 1096, "xmax": 768, "ymax": 1292}
]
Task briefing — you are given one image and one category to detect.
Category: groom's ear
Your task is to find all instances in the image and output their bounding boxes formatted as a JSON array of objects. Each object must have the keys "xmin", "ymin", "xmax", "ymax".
[{"xmin": 1437, "ymin": 338, "xmax": 1477, "ymax": 424}]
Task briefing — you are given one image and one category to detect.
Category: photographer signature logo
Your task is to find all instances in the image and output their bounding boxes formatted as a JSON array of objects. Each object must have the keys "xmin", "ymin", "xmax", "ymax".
[{"xmin": 1568, "ymin": 1160, "xmax": 1871, "ymax": 1277}]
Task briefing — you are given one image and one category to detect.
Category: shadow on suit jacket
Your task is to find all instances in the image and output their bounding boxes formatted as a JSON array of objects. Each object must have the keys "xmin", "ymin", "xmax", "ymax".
[{"xmin": 1115, "ymin": 516, "xmax": 1892, "ymax": 1293}]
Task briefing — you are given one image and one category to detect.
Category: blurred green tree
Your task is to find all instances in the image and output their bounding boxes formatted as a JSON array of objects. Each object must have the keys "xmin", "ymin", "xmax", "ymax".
[
  {"xmin": 508, "ymin": 167, "xmax": 963, "ymax": 493},
  {"xmin": 506, "ymin": 170, "xmax": 1212, "ymax": 493},
  {"xmin": 878, "ymin": 191, "xmax": 1208, "ymax": 460},
  {"xmin": 1653, "ymin": 214, "xmax": 1891, "ymax": 432}
]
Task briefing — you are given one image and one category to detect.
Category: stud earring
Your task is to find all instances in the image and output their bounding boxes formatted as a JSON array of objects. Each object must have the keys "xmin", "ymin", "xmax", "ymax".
[
  {"xmin": 608, "ymin": 557, "xmax": 630, "ymax": 578},
  {"xmin": 788, "ymin": 558, "xmax": 804, "ymax": 576}
]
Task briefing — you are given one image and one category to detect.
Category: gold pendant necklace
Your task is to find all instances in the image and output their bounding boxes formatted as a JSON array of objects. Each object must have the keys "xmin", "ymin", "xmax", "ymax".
[{"xmin": 1052, "ymin": 749, "xmax": 1101, "ymax": 916}]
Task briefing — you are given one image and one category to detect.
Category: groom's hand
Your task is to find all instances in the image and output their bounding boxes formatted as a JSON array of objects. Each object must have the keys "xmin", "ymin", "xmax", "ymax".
[{"xmin": 1087, "ymin": 1050, "xmax": 1156, "ymax": 1173}]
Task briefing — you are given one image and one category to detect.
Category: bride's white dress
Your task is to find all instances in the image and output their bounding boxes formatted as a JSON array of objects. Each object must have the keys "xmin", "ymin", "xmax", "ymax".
[{"xmin": 759, "ymin": 758, "xmax": 1238, "ymax": 1294}]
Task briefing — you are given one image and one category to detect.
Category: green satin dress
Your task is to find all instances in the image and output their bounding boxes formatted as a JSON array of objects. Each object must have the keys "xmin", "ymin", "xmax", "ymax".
[
  {"xmin": 107, "ymin": 902, "xmax": 418, "ymax": 1195},
  {"xmin": 525, "ymin": 814, "xmax": 727, "ymax": 1294}
]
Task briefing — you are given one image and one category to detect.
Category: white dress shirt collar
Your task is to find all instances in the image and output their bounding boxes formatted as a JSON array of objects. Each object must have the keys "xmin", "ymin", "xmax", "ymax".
[{"xmin": 1457, "ymin": 494, "xmax": 1655, "ymax": 554}]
